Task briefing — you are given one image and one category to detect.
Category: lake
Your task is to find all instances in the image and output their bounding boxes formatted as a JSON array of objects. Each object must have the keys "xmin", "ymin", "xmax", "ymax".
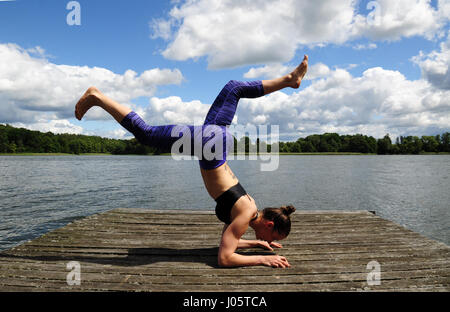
[{"xmin": 0, "ymin": 155, "xmax": 449, "ymax": 251}]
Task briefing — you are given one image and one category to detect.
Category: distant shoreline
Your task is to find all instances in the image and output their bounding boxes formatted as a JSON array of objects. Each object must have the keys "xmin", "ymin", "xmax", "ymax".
[{"xmin": 1, "ymin": 152, "xmax": 449, "ymax": 156}]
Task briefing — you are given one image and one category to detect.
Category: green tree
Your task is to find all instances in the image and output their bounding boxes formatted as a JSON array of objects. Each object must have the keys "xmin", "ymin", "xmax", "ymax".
[
  {"xmin": 0, "ymin": 129, "xmax": 9, "ymax": 153},
  {"xmin": 300, "ymin": 140, "xmax": 315, "ymax": 152},
  {"xmin": 440, "ymin": 132, "xmax": 450, "ymax": 152},
  {"xmin": 421, "ymin": 135, "xmax": 439, "ymax": 153},
  {"xmin": 321, "ymin": 133, "xmax": 341, "ymax": 152},
  {"xmin": 348, "ymin": 134, "xmax": 369, "ymax": 153},
  {"xmin": 377, "ymin": 134, "xmax": 392, "ymax": 154},
  {"xmin": 398, "ymin": 136, "xmax": 423, "ymax": 154},
  {"xmin": 69, "ymin": 140, "xmax": 81, "ymax": 154},
  {"xmin": 305, "ymin": 135, "xmax": 321, "ymax": 152},
  {"xmin": 7, "ymin": 142, "xmax": 17, "ymax": 153}
]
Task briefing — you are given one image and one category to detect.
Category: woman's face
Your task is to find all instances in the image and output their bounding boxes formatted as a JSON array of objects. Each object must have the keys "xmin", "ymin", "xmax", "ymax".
[{"xmin": 255, "ymin": 225, "xmax": 285, "ymax": 244}]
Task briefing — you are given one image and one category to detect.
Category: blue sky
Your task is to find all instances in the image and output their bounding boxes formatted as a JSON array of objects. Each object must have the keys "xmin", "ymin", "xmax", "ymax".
[{"xmin": 0, "ymin": 0, "xmax": 449, "ymax": 140}]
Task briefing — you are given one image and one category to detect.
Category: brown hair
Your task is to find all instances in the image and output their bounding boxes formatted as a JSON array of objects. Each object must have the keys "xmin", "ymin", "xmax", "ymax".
[{"xmin": 262, "ymin": 205, "xmax": 296, "ymax": 236}]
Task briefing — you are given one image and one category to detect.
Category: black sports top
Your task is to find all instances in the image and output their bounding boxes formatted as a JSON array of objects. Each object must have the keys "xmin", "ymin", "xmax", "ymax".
[{"xmin": 214, "ymin": 183, "xmax": 258, "ymax": 225}]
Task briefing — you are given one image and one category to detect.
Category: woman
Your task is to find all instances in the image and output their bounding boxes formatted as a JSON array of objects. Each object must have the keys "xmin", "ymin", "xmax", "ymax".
[{"xmin": 75, "ymin": 55, "xmax": 308, "ymax": 268}]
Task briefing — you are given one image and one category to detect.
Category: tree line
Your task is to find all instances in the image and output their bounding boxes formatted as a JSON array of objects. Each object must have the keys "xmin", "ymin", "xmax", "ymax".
[
  {"xmin": 0, "ymin": 124, "xmax": 449, "ymax": 155},
  {"xmin": 0, "ymin": 124, "xmax": 158, "ymax": 155},
  {"xmin": 276, "ymin": 133, "xmax": 450, "ymax": 154}
]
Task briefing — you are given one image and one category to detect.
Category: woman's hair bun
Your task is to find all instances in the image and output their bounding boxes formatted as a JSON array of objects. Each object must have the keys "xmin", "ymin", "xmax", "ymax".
[{"xmin": 281, "ymin": 205, "xmax": 296, "ymax": 216}]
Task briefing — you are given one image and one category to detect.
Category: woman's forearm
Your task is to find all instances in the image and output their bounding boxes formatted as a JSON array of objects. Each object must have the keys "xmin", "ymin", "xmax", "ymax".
[
  {"xmin": 237, "ymin": 239, "xmax": 259, "ymax": 249},
  {"xmin": 218, "ymin": 252, "xmax": 290, "ymax": 268},
  {"xmin": 218, "ymin": 252, "xmax": 263, "ymax": 267}
]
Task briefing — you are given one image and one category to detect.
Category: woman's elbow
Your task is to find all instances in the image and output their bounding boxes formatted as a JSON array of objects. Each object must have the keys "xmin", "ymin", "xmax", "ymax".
[{"xmin": 218, "ymin": 254, "xmax": 231, "ymax": 267}]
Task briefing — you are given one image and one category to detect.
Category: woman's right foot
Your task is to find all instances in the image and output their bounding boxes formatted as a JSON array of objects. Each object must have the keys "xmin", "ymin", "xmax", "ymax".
[
  {"xmin": 286, "ymin": 55, "xmax": 308, "ymax": 89},
  {"xmin": 75, "ymin": 86, "xmax": 102, "ymax": 120}
]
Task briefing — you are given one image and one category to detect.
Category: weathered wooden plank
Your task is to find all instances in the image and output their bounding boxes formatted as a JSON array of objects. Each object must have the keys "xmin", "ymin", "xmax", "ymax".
[
  {"xmin": 1, "ymin": 266, "xmax": 448, "ymax": 287},
  {"xmin": 0, "ymin": 209, "xmax": 448, "ymax": 292},
  {"xmin": 2, "ymin": 252, "xmax": 447, "ymax": 272},
  {"xmin": 17, "ymin": 232, "xmax": 430, "ymax": 248},
  {"xmin": 1, "ymin": 257, "xmax": 448, "ymax": 277},
  {"xmin": 13, "ymin": 242, "xmax": 442, "ymax": 257},
  {"xmin": 5, "ymin": 239, "xmax": 450, "ymax": 258},
  {"xmin": 23, "ymin": 223, "xmax": 429, "ymax": 239},
  {"xmin": 109, "ymin": 208, "xmax": 374, "ymax": 215},
  {"xmin": 80, "ymin": 215, "xmax": 383, "ymax": 225},
  {"xmin": 1, "ymin": 276, "xmax": 448, "ymax": 292},
  {"xmin": 59, "ymin": 220, "xmax": 405, "ymax": 232}
]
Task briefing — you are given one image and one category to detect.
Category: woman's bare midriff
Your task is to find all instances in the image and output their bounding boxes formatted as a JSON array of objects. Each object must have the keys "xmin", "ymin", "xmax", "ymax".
[
  {"xmin": 200, "ymin": 162, "xmax": 240, "ymax": 200},
  {"xmin": 201, "ymin": 162, "xmax": 258, "ymax": 223}
]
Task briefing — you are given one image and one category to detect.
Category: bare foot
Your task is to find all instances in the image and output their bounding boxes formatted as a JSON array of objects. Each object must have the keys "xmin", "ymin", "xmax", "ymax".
[
  {"xmin": 287, "ymin": 55, "xmax": 308, "ymax": 89},
  {"xmin": 75, "ymin": 86, "xmax": 102, "ymax": 120}
]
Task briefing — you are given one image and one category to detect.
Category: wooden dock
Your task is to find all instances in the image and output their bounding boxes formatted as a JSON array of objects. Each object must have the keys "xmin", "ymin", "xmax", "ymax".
[{"xmin": 0, "ymin": 209, "xmax": 449, "ymax": 292}]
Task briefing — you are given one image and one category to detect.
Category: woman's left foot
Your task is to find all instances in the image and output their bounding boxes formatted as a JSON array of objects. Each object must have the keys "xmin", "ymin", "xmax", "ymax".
[
  {"xmin": 75, "ymin": 86, "xmax": 102, "ymax": 120},
  {"xmin": 287, "ymin": 55, "xmax": 308, "ymax": 89}
]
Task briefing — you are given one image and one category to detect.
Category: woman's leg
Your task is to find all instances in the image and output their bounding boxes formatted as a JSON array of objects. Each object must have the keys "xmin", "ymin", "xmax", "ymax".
[
  {"xmin": 203, "ymin": 55, "xmax": 309, "ymax": 126},
  {"xmin": 198, "ymin": 55, "xmax": 308, "ymax": 169},
  {"xmin": 75, "ymin": 87, "xmax": 185, "ymax": 153},
  {"xmin": 204, "ymin": 80, "xmax": 265, "ymax": 126},
  {"xmin": 75, "ymin": 86, "xmax": 132, "ymax": 123},
  {"xmin": 74, "ymin": 54, "xmax": 308, "ymax": 156},
  {"xmin": 262, "ymin": 54, "xmax": 308, "ymax": 95},
  {"xmin": 75, "ymin": 55, "xmax": 308, "ymax": 124}
]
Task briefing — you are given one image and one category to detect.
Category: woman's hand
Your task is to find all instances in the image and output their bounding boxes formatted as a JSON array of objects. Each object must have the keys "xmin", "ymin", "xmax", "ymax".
[
  {"xmin": 256, "ymin": 240, "xmax": 283, "ymax": 251},
  {"xmin": 237, "ymin": 239, "xmax": 283, "ymax": 251},
  {"xmin": 261, "ymin": 255, "xmax": 291, "ymax": 268},
  {"xmin": 257, "ymin": 241, "xmax": 290, "ymax": 268}
]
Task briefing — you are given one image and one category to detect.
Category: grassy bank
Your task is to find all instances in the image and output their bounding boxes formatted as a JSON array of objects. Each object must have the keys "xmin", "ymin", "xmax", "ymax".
[
  {"xmin": 0, "ymin": 153, "xmax": 113, "ymax": 156},
  {"xmin": 277, "ymin": 152, "xmax": 375, "ymax": 155},
  {"xmin": 1, "ymin": 152, "xmax": 449, "ymax": 156}
]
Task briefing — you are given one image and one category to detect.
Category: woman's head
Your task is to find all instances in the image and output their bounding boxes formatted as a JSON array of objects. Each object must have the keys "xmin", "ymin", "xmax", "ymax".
[{"xmin": 253, "ymin": 205, "xmax": 296, "ymax": 243}]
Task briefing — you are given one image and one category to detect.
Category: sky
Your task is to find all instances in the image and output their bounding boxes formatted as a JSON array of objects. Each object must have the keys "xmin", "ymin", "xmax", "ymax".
[{"xmin": 0, "ymin": 0, "xmax": 449, "ymax": 141}]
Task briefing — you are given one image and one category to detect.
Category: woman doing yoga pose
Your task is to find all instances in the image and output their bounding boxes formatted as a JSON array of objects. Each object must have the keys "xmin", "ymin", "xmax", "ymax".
[{"xmin": 75, "ymin": 55, "xmax": 308, "ymax": 268}]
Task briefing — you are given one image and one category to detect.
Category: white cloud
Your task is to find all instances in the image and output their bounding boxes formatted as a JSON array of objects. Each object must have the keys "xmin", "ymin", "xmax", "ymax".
[
  {"xmin": 11, "ymin": 118, "xmax": 84, "ymax": 135},
  {"xmin": 151, "ymin": 0, "xmax": 356, "ymax": 68},
  {"xmin": 138, "ymin": 37, "xmax": 450, "ymax": 139},
  {"xmin": 243, "ymin": 62, "xmax": 331, "ymax": 80},
  {"xmin": 151, "ymin": 0, "xmax": 450, "ymax": 69},
  {"xmin": 238, "ymin": 66, "xmax": 449, "ymax": 138},
  {"xmin": 440, "ymin": 0, "xmax": 450, "ymax": 19},
  {"xmin": 305, "ymin": 63, "xmax": 332, "ymax": 80},
  {"xmin": 114, "ymin": 62, "xmax": 450, "ymax": 142},
  {"xmin": 244, "ymin": 64, "xmax": 291, "ymax": 80},
  {"xmin": 353, "ymin": 43, "xmax": 377, "ymax": 50},
  {"xmin": 184, "ymin": 67, "xmax": 448, "ymax": 139},
  {"xmin": 0, "ymin": 43, "xmax": 184, "ymax": 129},
  {"xmin": 412, "ymin": 32, "xmax": 450, "ymax": 90},
  {"xmin": 146, "ymin": 96, "xmax": 210, "ymax": 125},
  {"xmin": 353, "ymin": 0, "xmax": 448, "ymax": 41},
  {"xmin": 150, "ymin": 18, "xmax": 174, "ymax": 41}
]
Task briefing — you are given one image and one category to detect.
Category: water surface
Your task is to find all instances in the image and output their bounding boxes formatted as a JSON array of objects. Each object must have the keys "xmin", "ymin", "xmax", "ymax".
[{"xmin": 0, "ymin": 155, "xmax": 448, "ymax": 251}]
